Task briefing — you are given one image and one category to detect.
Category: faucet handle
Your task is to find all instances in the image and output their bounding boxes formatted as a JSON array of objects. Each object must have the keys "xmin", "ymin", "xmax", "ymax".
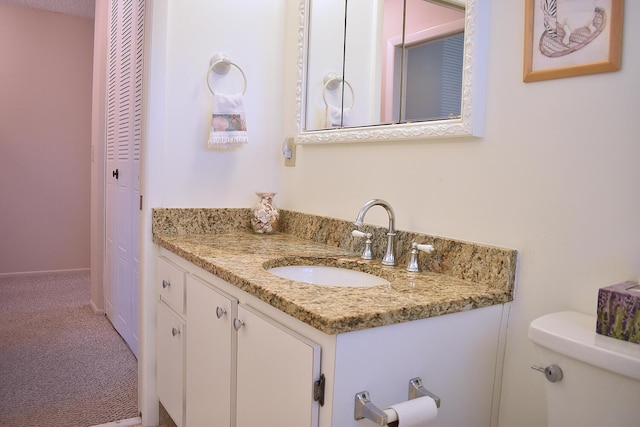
[
  {"xmin": 414, "ymin": 243, "xmax": 434, "ymax": 253},
  {"xmin": 406, "ymin": 242, "xmax": 435, "ymax": 272},
  {"xmin": 351, "ymin": 230, "xmax": 373, "ymax": 260}
]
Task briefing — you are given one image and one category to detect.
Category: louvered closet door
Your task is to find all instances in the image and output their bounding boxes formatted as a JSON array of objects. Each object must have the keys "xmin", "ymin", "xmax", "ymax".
[{"xmin": 105, "ymin": 0, "xmax": 144, "ymax": 357}]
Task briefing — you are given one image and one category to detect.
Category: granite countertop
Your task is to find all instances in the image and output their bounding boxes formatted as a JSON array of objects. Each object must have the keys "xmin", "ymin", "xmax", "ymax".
[{"xmin": 153, "ymin": 230, "xmax": 513, "ymax": 335}]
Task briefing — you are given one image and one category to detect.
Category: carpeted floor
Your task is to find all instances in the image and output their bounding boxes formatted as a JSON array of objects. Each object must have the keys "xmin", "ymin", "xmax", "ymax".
[{"xmin": 0, "ymin": 271, "xmax": 139, "ymax": 427}]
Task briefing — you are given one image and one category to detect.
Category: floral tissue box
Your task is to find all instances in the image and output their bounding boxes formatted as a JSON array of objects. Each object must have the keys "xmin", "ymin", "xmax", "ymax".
[{"xmin": 596, "ymin": 281, "xmax": 640, "ymax": 344}]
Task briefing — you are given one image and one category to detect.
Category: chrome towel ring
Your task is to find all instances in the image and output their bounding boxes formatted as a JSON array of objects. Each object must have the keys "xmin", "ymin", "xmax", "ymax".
[
  {"xmin": 322, "ymin": 72, "xmax": 355, "ymax": 109},
  {"xmin": 207, "ymin": 53, "xmax": 247, "ymax": 95}
]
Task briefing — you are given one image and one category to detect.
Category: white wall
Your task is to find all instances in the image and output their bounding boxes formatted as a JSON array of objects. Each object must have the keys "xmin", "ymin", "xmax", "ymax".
[
  {"xmin": 153, "ymin": 0, "xmax": 286, "ymax": 208},
  {"xmin": 140, "ymin": 1, "xmax": 288, "ymax": 424},
  {"xmin": 90, "ymin": 0, "xmax": 108, "ymax": 313},
  {"xmin": 280, "ymin": 1, "xmax": 640, "ymax": 426},
  {"xmin": 142, "ymin": 0, "xmax": 639, "ymax": 426}
]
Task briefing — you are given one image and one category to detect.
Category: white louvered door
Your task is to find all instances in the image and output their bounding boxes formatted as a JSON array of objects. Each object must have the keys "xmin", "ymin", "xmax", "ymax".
[{"xmin": 105, "ymin": 0, "xmax": 144, "ymax": 357}]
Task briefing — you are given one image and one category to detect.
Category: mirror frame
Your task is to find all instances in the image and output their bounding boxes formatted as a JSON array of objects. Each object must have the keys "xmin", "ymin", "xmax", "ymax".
[{"xmin": 295, "ymin": 0, "xmax": 488, "ymax": 144}]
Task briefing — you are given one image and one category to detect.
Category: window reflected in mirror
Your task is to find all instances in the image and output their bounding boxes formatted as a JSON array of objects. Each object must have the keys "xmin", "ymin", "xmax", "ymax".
[{"xmin": 402, "ymin": 32, "xmax": 464, "ymax": 122}]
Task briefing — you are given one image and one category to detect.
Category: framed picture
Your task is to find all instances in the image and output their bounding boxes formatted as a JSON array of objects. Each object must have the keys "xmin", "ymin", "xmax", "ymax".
[{"xmin": 523, "ymin": 0, "xmax": 624, "ymax": 82}]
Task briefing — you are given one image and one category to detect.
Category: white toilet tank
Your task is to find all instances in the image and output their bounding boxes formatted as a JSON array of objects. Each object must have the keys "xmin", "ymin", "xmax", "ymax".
[{"xmin": 528, "ymin": 311, "xmax": 640, "ymax": 427}]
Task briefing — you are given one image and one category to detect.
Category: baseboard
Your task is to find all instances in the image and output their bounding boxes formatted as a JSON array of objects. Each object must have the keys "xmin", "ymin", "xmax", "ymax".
[
  {"xmin": 90, "ymin": 299, "xmax": 105, "ymax": 315},
  {"xmin": 0, "ymin": 268, "xmax": 90, "ymax": 278},
  {"xmin": 89, "ymin": 416, "xmax": 142, "ymax": 427}
]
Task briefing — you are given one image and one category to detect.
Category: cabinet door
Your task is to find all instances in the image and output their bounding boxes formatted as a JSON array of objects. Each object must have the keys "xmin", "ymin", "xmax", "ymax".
[
  {"xmin": 186, "ymin": 276, "xmax": 237, "ymax": 427},
  {"xmin": 157, "ymin": 302, "xmax": 185, "ymax": 427},
  {"xmin": 236, "ymin": 305, "xmax": 321, "ymax": 427}
]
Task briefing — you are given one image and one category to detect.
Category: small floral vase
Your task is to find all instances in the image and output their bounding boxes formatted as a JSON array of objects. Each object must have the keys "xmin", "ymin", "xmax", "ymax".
[{"xmin": 251, "ymin": 192, "xmax": 279, "ymax": 234}]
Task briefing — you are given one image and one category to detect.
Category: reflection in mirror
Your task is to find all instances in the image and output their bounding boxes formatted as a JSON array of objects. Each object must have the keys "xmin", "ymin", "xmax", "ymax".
[
  {"xmin": 304, "ymin": 0, "xmax": 346, "ymax": 130},
  {"xmin": 342, "ymin": 0, "xmax": 402, "ymax": 129},
  {"xmin": 403, "ymin": 33, "xmax": 464, "ymax": 121},
  {"xmin": 296, "ymin": 0, "xmax": 488, "ymax": 143},
  {"xmin": 390, "ymin": 1, "xmax": 465, "ymax": 123}
]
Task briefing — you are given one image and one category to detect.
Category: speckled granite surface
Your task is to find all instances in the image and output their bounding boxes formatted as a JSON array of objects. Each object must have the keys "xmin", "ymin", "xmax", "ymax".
[{"xmin": 152, "ymin": 208, "xmax": 517, "ymax": 334}]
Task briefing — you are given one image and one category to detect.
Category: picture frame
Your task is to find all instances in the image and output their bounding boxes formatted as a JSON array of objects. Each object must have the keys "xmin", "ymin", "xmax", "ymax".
[{"xmin": 523, "ymin": 0, "xmax": 624, "ymax": 82}]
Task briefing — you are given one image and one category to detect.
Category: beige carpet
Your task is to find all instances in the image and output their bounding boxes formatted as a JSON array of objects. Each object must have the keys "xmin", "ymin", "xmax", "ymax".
[{"xmin": 0, "ymin": 271, "xmax": 138, "ymax": 427}]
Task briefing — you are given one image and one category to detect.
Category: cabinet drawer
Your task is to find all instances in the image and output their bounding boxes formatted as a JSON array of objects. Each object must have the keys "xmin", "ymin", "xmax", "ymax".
[{"xmin": 157, "ymin": 256, "xmax": 185, "ymax": 314}]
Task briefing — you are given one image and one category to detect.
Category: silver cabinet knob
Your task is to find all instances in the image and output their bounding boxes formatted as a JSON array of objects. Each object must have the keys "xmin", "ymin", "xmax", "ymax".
[
  {"xmin": 162, "ymin": 279, "xmax": 170, "ymax": 289},
  {"xmin": 531, "ymin": 364, "xmax": 563, "ymax": 382},
  {"xmin": 233, "ymin": 318, "xmax": 245, "ymax": 331},
  {"xmin": 171, "ymin": 327, "xmax": 181, "ymax": 337},
  {"xmin": 216, "ymin": 307, "xmax": 227, "ymax": 319}
]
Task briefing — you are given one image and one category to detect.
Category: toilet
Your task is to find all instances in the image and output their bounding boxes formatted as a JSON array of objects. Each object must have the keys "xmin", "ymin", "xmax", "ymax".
[{"xmin": 528, "ymin": 311, "xmax": 640, "ymax": 427}]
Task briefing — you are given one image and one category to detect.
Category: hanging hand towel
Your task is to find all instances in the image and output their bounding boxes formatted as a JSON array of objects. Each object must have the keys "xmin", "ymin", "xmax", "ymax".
[
  {"xmin": 325, "ymin": 105, "xmax": 341, "ymax": 128},
  {"xmin": 325, "ymin": 105, "xmax": 350, "ymax": 128},
  {"xmin": 208, "ymin": 92, "xmax": 248, "ymax": 149}
]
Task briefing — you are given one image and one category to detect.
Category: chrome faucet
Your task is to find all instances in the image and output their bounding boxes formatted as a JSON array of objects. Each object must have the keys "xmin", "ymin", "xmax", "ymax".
[{"xmin": 354, "ymin": 199, "xmax": 396, "ymax": 266}]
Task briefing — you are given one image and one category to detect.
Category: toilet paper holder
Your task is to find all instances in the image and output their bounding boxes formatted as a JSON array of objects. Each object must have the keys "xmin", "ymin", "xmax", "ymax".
[{"xmin": 354, "ymin": 377, "xmax": 441, "ymax": 425}]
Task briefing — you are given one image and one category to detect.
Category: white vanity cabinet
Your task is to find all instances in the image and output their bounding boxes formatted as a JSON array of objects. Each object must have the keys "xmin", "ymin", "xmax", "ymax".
[
  {"xmin": 156, "ymin": 256, "xmax": 187, "ymax": 427},
  {"xmin": 156, "ymin": 249, "xmax": 508, "ymax": 427},
  {"xmin": 184, "ymin": 271, "xmax": 321, "ymax": 427}
]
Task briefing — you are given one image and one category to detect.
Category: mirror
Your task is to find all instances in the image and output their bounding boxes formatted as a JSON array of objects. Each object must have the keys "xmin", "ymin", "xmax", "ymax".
[{"xmin": 295, "ymin": 0, "xmax": 488, "ymax": 144}]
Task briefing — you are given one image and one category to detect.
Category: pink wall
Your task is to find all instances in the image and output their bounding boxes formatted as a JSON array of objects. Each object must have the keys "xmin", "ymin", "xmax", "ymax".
[{"xmin": 0, "ymin": 5, "xmax": 94, "ymax": 274}]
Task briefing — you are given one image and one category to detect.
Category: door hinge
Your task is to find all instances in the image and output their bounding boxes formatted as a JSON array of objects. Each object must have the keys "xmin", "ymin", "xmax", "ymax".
[
  {"xmin": 314, "ymin": 373, "xmax": 325, "ymax": 406},
  {"xmin": 139, "ymin": 195, "xmax": 143, "ymax": 210}
]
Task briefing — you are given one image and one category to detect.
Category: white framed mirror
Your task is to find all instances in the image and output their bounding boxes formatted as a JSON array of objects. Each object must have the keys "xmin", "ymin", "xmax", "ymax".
[{"xmin": 295, "ymin": 0, "xmax": 488, "ymax": 144}]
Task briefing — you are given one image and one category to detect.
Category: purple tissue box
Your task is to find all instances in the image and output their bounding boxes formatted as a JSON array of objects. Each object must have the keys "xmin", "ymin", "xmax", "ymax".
[{"xmin": 596, "ymin": 281, "xmax": 640, "ymax": 344}]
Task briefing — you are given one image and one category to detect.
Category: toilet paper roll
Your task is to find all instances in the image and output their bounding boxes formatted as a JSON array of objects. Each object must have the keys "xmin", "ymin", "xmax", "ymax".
[{"xmin": 388, "ymin": 396, "xmax": 438, "ymax": 427}]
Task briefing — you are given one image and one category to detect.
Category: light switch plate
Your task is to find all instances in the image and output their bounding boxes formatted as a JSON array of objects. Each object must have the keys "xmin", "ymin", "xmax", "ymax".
[{"xmin": 284, "ymin": 137, "xmax": 296, "ymax": 167}]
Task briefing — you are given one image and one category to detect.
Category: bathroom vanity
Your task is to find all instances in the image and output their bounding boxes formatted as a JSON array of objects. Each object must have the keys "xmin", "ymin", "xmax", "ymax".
[{"xmin": 153, "ymin": 208, "xmax": 516, "ymax": 427}]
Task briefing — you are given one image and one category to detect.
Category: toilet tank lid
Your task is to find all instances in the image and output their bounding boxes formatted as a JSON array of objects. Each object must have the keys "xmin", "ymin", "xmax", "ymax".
[{"xmin": 528, "ymin": 311, "xmax": 640, "ymax": 381}]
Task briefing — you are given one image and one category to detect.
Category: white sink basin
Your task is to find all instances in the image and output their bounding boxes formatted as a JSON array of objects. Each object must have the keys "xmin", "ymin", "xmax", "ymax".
[{"xmin": 267, "ymin": 265, "xmax": 389, "ymax": 287}]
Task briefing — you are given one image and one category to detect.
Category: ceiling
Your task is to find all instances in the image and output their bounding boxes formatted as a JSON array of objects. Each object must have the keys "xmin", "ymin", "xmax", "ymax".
[{"xmin": 0, "ymin": 0, "xmax": 95, "ymax": 18}]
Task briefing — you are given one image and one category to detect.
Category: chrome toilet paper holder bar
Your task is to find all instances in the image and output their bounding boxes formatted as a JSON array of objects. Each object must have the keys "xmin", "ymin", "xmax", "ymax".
[
  {"xmin": 409, "ymin": 377, "xmax": 441, "ymax": 407},
  {"xmin": 354, "ymin": 377, "xmax": 441, "ymax": 425}
]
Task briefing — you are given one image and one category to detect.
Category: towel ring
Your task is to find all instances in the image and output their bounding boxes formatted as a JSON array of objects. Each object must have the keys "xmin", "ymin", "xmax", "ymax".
[
  {"xmin": 322, "ymin": 72, "xmax": 355, "ymax": 109},
  {"xmin": 207, "ymin": 54, "xmax": 247, "ymax": 95}
]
